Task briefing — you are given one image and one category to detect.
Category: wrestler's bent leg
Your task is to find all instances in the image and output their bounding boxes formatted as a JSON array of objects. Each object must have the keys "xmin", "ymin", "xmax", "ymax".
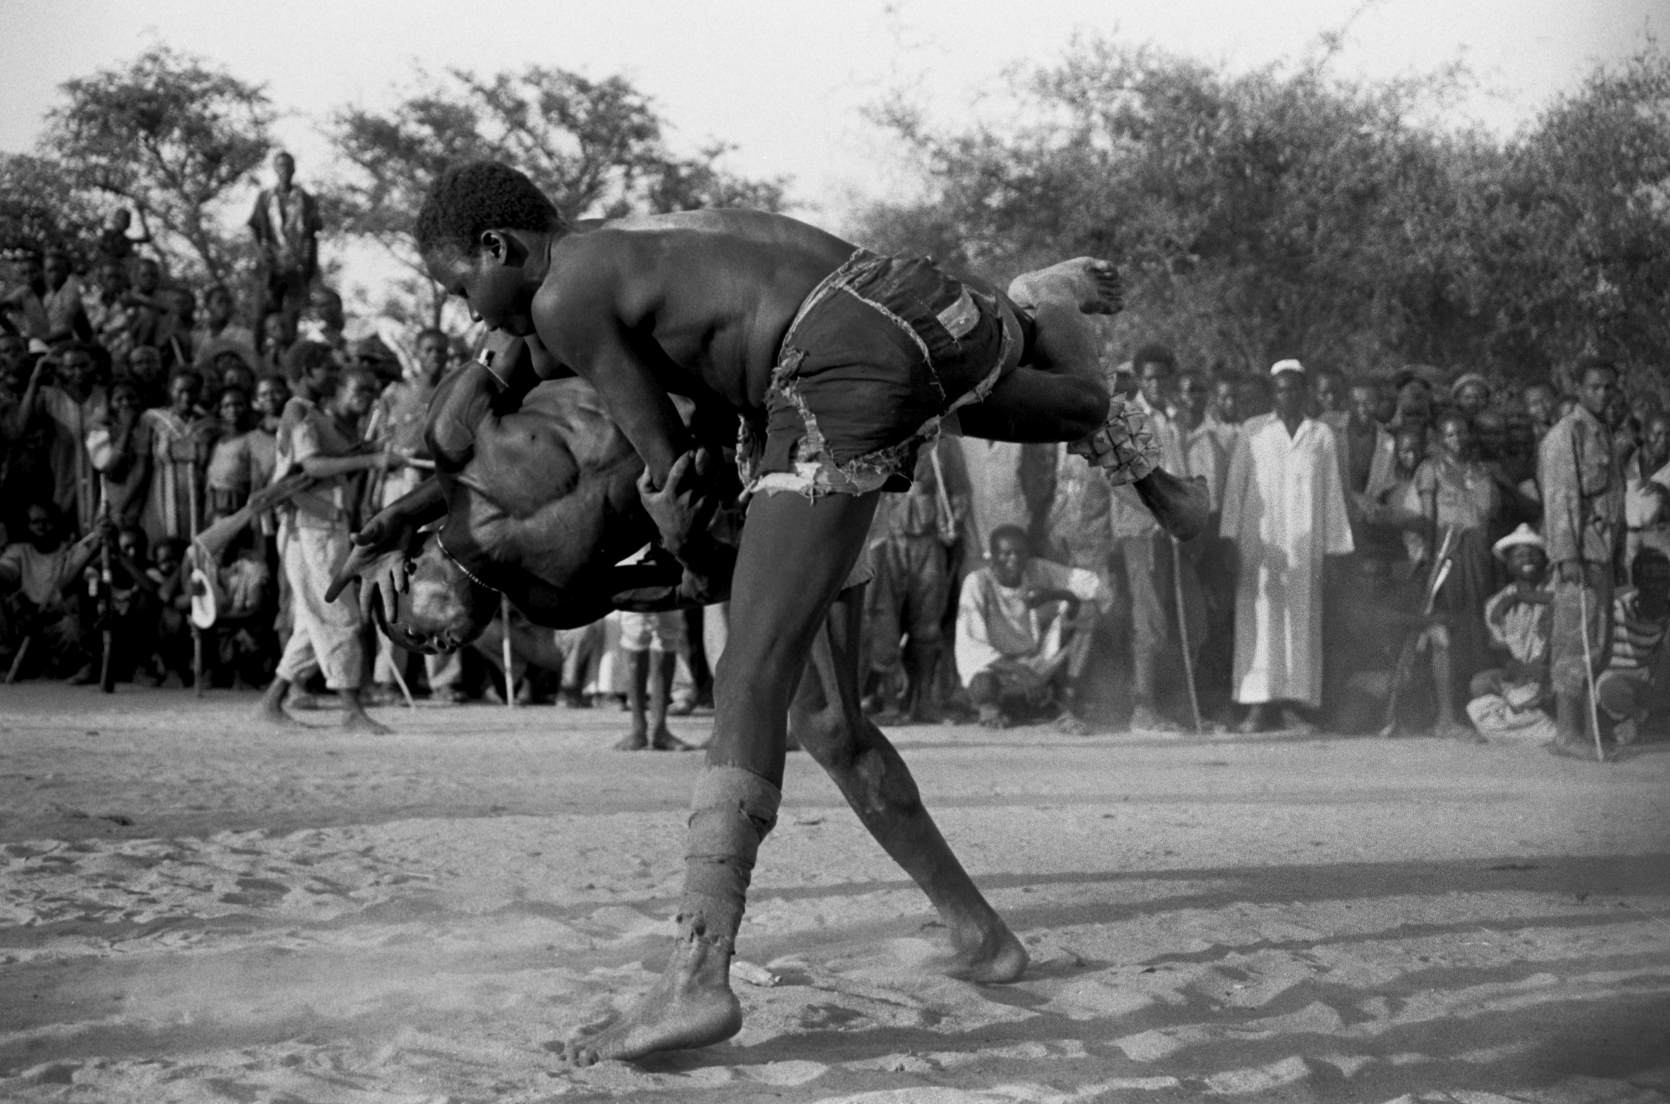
[
  {"xmin": 793, "ymin": 588, "xmax": 1027, "ymax": 982},
  {"xmin": 564, "ymin": 490, "xmax": 879, "ymax": 1066}
]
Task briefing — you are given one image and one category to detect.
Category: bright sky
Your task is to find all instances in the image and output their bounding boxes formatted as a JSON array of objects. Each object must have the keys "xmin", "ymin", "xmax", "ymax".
[{"xmin": 2, "ymin": 0, "xmax": 1663, "ymax": 310}]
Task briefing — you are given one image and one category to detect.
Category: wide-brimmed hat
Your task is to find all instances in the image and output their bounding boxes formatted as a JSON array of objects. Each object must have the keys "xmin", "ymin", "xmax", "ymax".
[{"xmin": 1492, "ymin": 523, "xmax": 1546, "ymax": 562}]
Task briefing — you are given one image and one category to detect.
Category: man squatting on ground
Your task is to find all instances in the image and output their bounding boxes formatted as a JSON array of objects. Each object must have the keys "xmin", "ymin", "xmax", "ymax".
[{"xmin": 405, "ymin": 161, "xmax": 1206, "ymax": 1064}]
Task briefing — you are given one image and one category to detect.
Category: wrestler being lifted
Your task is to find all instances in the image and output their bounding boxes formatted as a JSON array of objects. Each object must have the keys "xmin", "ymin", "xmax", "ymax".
[{"xmin": 410, "ymin": 161, "xmax": 1207, "ymax": 1065}]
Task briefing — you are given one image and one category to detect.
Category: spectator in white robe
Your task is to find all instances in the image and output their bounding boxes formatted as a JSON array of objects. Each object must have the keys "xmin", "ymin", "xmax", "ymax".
[{"xmin": 1219, "ymin": 360, "xmax": 1355, "ymax": 732}]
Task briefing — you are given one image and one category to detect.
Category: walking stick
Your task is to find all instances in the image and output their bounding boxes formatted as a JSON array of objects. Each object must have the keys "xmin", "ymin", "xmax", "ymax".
[
  {"xmin": 1575, "ymin": 581, "xmax": 1607, "ymax": 763},
  {"xmin": 501, "ymin": 593, "xmax": 516, "ymax": 709},
  {"xmin": 1170, "ymin": 535, "xmax": 1203, "ymax": 733},
  {"xmin": 386, "ymin": 650, "xmax": 417, "ymax": 709}
]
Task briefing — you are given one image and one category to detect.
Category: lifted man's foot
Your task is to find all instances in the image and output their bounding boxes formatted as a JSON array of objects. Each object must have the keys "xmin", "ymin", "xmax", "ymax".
[
  {"xmin": 1008, "ymin": 257, "xmax": 1123, "ymax": 316},
  {"xmin": 563, "ymin": 933, "xmax": 742, "ymax": 1066}
]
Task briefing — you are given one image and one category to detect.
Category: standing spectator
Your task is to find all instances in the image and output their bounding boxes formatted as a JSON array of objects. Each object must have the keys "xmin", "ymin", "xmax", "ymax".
[
  {"xmin": 1451, "ymin": 373, "xmax": 1493, "ymax": 421},
  {"xmin": 13, "ymin": 343, "xmax": 107, "ymax": 535},
  {"xmin": 1389, "ymin": 370, "xmax": 1436, "ymax": 435},
  {"xmin": 201, "ymin": 385, "xmax": 258, "ymax": 523},
  {"xmin": 121, "ymin": 344, "xmax": 168, "ymax": 408},
  {"xmin": 1415, "ymin": 412, "xmax": 1503, "ymax": 695},
  {"xmin": 247, "ymin": 150, "xmax": 322, "ymax": 356},
  {"xmin": 1108, "ymin": 344, "xmax": 1190, "ymax": 730},
  {"xmin": 85, "ymin": 379, "xmax": 152, "ymax": 530},
  {"xmin": 1171, "ymin": 367, "xmax": 1229, "ymax": 721},
  {"xmin": 83, "ymin": 259, "xmax": 141, "ymax": 367},
  {"xmin": 1336, "ymin": 379, "xmax": 1398, "ymax": 510},
  {"xmin": 94, "ymin": 207, "xmax": 152, "ymax": 270},
  {"xmin": 955, "ymin": 525, "xmax": 1111, "ymax": 733},
  {"xmin": 253, "ymin": 352, "xmax": 400, "ymax": 733},
  {"xmin": 1310, "ymin": 365, "xmax": 1347, "ymax": 422},
  {"xmin": 1219, "ymin": 361, "xmax": 1355, "ymax": 731},
  {"xmin": 1522, "ymin": 381, "xmax": 1559, "ymax": 439},
  {"xmin": 40, "ymin": 249, "xmax": 92, "ymax": 348},
  {"xmin": 364, "ymin": 327, "xmax": 465, "ymax": 704},
  {"xmin": 865, "ymin": 439, "xmax": 963, "ymax": 722},
  {"xmin": 0, "ymin": 247, "xmax": 50, "ymax": 344},
  {"xmin": 1541, "ymin": 358, "xmax": 1627, "ymax": 760},
  {"xmin": 155, "ymin": 286, "xmax": 197, "ymax": 373},
  {"xmin": 1207, "ymin": 372, "xmax": 1244, "ymax": 456},
  {"xmin": 615, "ymin": 610, "xmax": 697, "ymax": 750},
  {"xmin": 191, "ymin": 284, "xmax": 260, "ymax": 377},
  {"xmin": 137, "ymin": 369, "xmax": 208, "ymax": 548}
]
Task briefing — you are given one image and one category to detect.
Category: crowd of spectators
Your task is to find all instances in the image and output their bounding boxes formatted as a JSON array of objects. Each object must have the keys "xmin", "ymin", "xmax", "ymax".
[{"xmin": 4, "ymin": 188, "xmax": 1666, "ymax": 756}]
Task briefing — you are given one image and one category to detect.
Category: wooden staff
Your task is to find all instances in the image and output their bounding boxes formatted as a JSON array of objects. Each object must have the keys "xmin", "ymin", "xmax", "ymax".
[
  {"xmin": 1379, "ymin": 526, "xmax": 1457, "ymax": 737},
  {"xmin": 1170, "ymin": 536, "xmax": 1203, "ymax": 733},
  {"xmin": 501, "ymin": 593, "xmax": 516, "ymax": 709}
]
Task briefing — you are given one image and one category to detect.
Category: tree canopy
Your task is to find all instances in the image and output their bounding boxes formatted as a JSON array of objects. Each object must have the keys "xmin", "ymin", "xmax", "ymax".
[
  {"xmin": 329, "ymin": 65, "xmax": 788, "ymax": 328},
  {"xmin": 849, "ymin": 38, "xmax": 1670, "ymax": 384},
  {"xmin": 41, "ymin": 45, "xmax": 275, "ymax": 284}
]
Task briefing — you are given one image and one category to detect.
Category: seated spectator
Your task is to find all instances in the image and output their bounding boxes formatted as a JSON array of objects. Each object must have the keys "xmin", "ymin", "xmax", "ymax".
[
  {"xmin": 104, "ymin": 525, "xmax": 163, "ymax": 683},
  {"xmin": 1467, "ymin": 524, "xmax": 1556, "ymax": 744},
  {"xmin": 0, "ymin": 502, "xmax": 104, "ymax": 680},
  {"xmin": 142, "ymin": 536, "xmax": 194, "ymax": 687},
  {"xmin": 954, "ymin": 524, "xmax": 1110, "ymax": 733},
  {"xmin": 1596, "ymin": 547, "xmax": 1670, "ymax": 747},
  {"xmin": 210, "ymin": 528, "xmax": 277, "ymax": 689}
]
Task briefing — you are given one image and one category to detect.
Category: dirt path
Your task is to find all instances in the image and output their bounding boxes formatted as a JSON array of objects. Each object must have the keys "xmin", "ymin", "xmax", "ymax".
[{"xmin": 2, "ymin": 684, "xmax": 1667, "ymax": 1103}]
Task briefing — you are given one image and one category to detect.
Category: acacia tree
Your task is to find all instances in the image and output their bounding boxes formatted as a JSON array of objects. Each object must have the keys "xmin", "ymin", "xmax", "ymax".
[
  {"xmin": 42, "ymin": 46, "xmax": 275, "ymax": 284},
  {"xmin": 0, "ymin": 154, "xmax": 104, "ymax": 259},
  {"xmin": 330, "ymin": 66, "xmax": 788, "ymax": 329},
  {"xmin": 855, "ymin": 38, "xmax": 1485, "ymax": 376}
]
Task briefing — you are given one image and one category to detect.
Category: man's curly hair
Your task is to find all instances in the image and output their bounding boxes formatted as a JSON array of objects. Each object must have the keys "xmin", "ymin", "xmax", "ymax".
[{"xmin": 414, "ymin": 161, "xmax": 565, "ymax": 259}]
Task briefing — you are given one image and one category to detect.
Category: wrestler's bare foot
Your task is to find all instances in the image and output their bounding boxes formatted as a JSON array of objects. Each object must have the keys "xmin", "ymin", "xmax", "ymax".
[
  {"xmin": 614, "ymin": 729, "xmax": 649, "ymax": 751},
  {"xmin": 563, "ymin": 932, "xmax": 741, "ymax": 1066},
  {"xmin": 977, "ymin": 703, "xmax": 1009, "ymax": 729},
  {"xmin": 944, "ymin": 914, "xmax": 1030, "ymax": 984},
  {"xmin": 1008, "ymin": 258, "xmax": 1122, "ymax": 316}
]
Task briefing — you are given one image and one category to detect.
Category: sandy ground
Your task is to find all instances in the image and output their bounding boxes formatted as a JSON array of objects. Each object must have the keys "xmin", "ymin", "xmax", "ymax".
[{"xmin": 2, "ymin": 684, "xmax": 1668, "ymax": 1104}]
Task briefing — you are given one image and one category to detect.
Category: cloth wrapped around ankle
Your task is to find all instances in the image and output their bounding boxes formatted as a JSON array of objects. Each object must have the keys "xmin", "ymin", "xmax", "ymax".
[
  {"xmin": 678, "ymin": 766, "xmax": 782, "ymax": 947},
  {"xmin": 1069, "ymin": 394, "xmax": 1160, "ymax": 485}
]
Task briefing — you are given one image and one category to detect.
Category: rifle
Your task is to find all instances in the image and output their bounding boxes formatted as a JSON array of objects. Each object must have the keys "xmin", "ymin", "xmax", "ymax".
[{"xmin": 1379, "ymin": 525, "xmax": 1458, "ymax": 737}]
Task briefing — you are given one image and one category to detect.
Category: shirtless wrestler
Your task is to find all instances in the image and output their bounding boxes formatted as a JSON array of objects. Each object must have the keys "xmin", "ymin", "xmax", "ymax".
[
  {"xmin": 331, "ymin": 363, "xmax": 1033, "ymax": 1051},
  {"xmin": 410, "ymin": 160, "xmax": 1207, "ymax": 1065}
]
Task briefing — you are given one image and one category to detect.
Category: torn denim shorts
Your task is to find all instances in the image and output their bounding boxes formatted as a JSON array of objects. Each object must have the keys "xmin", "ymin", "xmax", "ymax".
[{"xmin": 743, "ymin": 249, "xmax": 1018, "ymax": 498}]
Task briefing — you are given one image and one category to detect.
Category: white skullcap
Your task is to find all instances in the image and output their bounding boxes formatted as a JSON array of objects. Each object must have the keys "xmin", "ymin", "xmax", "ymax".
[{"xmin": 1270, "ymin": 358, "xmax": 1305, "ymax": 376}]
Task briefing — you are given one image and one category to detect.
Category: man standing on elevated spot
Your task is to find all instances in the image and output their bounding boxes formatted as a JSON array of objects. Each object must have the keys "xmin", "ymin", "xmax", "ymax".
[{"xmin": 412, "ymin": 161, "xmax": 1205, "ymax": 1065}]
